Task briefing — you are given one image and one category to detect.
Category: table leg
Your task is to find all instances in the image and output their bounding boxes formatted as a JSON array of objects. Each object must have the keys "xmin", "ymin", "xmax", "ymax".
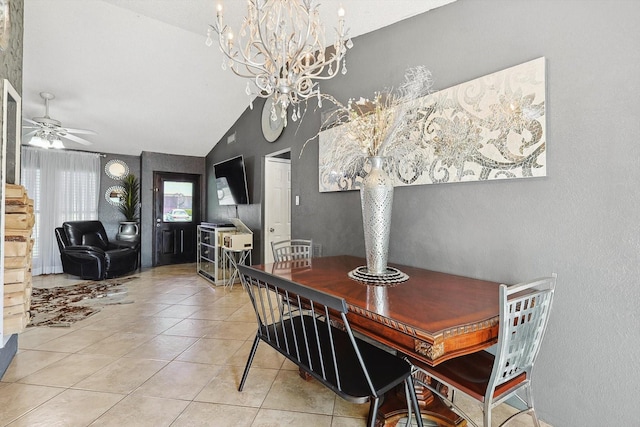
[
  {"xmin": 298, "ymin": 367, "xmax": 313, "ymax": 381},
  {"xmin": 375, "ymin": 383, "xmax": 466, "ymax": 427}
]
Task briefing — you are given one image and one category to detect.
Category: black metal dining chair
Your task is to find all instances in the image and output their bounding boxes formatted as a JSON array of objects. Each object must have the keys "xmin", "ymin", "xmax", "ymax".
[
  {"xmin": 410, "ymin": 274, "xmax": 556, "ymax": 427},
  {"xmin": 238, "ymin": 264, "xmax": 423, "ymax": 427}
]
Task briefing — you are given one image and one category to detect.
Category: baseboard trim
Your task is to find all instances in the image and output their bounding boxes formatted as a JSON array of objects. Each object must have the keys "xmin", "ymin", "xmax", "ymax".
[{"xmin": 0, "ymin": 334, "xmax": 18, "ymax": 379}]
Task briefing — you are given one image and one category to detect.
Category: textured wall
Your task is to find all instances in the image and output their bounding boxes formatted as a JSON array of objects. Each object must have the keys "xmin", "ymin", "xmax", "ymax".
[
  {"xmin": 98, "ymin": 154, "xmax": 141, "ymax": 238},
  {"xmin": 0, "ymin": 0, "xmax": 23, "ymax": 172},
  {"xmin": 205, "ymin": 106, "xmax": 270, "ymax": 263},
  {"xmin": 206, "ymin": 1, "xmax": 640, "ymax": 425}
]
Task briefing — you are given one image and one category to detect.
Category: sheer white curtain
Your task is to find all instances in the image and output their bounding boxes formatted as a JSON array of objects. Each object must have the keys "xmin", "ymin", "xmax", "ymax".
[{"xmin": 21, "ymin": 147, "xmax": 101, "ymax": 276}]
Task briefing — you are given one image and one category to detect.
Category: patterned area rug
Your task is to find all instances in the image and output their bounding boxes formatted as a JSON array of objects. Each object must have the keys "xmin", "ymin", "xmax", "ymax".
[{"xmin": 29, "ymin": 277, "xmax": 137, "ymax": 327}]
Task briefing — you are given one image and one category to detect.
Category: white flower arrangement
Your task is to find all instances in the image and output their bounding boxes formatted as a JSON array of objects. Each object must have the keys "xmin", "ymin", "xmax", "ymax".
[{"xmin": 303, "ymin": 66, "xmax": 435, "ymax": 179}]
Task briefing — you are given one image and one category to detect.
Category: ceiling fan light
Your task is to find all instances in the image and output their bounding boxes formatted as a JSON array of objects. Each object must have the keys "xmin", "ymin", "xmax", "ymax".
[
  {"xmin": 50, "ymin": 139, "xmax": 65, "ymax": 149},
  {"xmin": 29, "ymin": 135, "xmax": 48, "ymax": 148}
]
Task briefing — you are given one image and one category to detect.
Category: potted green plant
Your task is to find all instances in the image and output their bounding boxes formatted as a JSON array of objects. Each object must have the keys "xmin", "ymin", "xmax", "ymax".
[{"xmin": 116, "ymin": 173, "xmax": 140, "ymax": 242}]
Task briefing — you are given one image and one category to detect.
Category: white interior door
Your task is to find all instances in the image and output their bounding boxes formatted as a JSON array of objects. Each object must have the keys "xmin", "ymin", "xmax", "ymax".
[{"xmin": 264, "ymin": 156, "xmax": 291, "ymax": 264}]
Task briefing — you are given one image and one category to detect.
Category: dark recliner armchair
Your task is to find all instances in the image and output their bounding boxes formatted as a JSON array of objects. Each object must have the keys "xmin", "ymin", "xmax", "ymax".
[{"xmin": 55, "ymin": 220, "xmax": 139, "ymax": 280}]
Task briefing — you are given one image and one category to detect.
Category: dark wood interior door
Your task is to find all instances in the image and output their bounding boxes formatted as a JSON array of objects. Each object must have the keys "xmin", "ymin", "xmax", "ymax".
[{"xmin": 153, "ymin": 172, "xmax": 201, "ymax": 266}]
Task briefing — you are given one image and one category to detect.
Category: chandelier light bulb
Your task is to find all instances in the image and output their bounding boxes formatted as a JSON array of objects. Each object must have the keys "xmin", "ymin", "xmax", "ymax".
[
  {"xmin": 338, "ymin": 7, "xmax": 345, "ymax": 17},
  {"xmin": 304, "ymin": 53, "xmax": 313, "ymax": 66}
]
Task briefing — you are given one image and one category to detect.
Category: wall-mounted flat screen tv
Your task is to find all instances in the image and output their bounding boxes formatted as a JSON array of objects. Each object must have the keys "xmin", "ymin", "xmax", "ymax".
[{"xmin": 214, "ymin": 155, "xmax": 250, "ymax": 205}]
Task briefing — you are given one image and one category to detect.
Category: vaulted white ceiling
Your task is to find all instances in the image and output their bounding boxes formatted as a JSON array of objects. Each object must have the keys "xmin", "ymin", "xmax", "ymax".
[{"xmin": 22, "ymin": 0, "xmax": 454, "ymax": 156}]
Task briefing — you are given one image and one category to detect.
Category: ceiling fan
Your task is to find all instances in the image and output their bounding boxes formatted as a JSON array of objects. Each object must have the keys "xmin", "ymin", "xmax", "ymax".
[{"xmin": 23, "ymin": 92, "xmax": 96, "ymax": 149}]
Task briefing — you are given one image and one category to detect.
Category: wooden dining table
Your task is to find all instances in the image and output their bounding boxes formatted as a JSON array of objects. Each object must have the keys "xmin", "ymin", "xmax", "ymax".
[{"xmin": 252, "ymin": 255, "xmax": 503, "ymax": 426}]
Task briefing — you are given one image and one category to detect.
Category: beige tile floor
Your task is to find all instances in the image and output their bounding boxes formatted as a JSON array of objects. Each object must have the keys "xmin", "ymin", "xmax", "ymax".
[{"xmin": 0, "ymin": 264, "xmax": 551, "ymax": 427}]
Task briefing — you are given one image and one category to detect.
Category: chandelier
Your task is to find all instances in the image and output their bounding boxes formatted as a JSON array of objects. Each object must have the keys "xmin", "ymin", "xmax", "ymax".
[{"xmin": 206, "ymin": 0, "xmax": 353, "ymax": 122}]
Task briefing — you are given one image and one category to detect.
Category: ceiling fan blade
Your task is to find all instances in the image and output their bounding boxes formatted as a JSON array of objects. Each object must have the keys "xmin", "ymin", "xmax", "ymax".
[
  {"xmin": 60, "ymin": 132, "xmax": 93, "ymax": 146},
  {"xmin": 61, "ymin": 127, "xmax": 97, "ymax": 135},
  {"xmin": 23, "ymin": 118, "xmax": 43, "ymax": 126},
  {"xmin": 23, "ymin": 130, "xmax": 38, "ymax": 139}
]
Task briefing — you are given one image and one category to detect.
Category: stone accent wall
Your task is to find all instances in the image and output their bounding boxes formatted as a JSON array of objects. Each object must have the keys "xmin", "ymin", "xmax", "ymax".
[{"xmin": 0, "ymin": 0, "xmax": 23, "ymax": 117}]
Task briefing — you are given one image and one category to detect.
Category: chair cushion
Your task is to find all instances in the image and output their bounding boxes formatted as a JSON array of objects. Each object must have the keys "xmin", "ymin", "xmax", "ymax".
[{"xmin": 417, "ymin": 350, "xmax": 527, "ymax": 402}]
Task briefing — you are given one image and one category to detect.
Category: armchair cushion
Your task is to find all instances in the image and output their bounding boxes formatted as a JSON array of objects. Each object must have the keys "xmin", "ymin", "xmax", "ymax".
[
  {"xmin": 110, "ymin": 239, "xmax": 140, "ymax": 251},
  {"xmin": 104, "ymin": 248, "xmax": 138, "ymax": 279}
]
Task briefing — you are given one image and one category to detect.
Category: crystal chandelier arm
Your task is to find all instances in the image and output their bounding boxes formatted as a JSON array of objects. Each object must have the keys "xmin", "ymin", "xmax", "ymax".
[
  {"xmin": 232, "ymin": 10, "xmax": 271, "ymax": 75},
  {"xmin": 290, "ymin": 2, "xmax": 316, "ymax": 60},
  {"xmin": 294, "ymin": 7, "xmax": 329, "ymax": 79},
  {"xmin": 254, "ymin": 1, "xmax": 278, "ymax": 68},
  {"xmin": 294, "ymin": 16, "xmax": 345, "ymax": 81},
  {"xmin": 211, "ymin": 3, "xmax": 271, "ymax": 78},
  {"xmin": 251, "ymin": 2, "xmax": 328, "ymax": 77}
]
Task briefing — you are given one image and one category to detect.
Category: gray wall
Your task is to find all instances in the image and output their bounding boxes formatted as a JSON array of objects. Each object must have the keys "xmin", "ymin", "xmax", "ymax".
[
  {"xmin": 140, "ymin": 151, "xmax": 205, "ymax": 268},
  {"xmin": 98, "ymin": 154, "xmax": 141, "ymax": 238},
  {"xmin": 206, "ymin": 0, "xmax": 640, "ymax": 425},
  {"xmin": 205, "ymin": 107, "xmax": 277, "ymax": 264}
]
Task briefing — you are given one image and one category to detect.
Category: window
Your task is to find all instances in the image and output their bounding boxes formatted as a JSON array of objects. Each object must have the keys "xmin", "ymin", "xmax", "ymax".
[
  {"xmin": 162, "ymin": 181, "xmax": 194, "ymax": 223},
  {"xmin": 21, "ymin": 147, "xmax": 100, "ymax": 275}
]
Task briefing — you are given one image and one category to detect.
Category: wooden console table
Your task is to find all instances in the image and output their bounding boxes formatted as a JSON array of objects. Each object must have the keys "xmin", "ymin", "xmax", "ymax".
[{"xmin": 254, "ymin": 255, "xmax": 502, "ymax": 426}]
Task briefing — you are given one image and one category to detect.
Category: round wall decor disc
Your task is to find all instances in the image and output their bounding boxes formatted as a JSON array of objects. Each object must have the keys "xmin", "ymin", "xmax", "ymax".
[{"xmin": 261, "ymin": 97, "xmax": 285, "ymax": 142}]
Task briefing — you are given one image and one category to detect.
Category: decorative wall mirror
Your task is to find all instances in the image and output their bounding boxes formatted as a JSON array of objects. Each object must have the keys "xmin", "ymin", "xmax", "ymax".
[
  {"xmin": 105, "ymin": 185, "xmax": 125, "ymax": 206},
  {"xmin": 105, "ymin": 159, "xmax": 129, "ymax": 180},
  {"xmin": 3, "ymin": 79, "xmax": 21, "ymax": 185}
]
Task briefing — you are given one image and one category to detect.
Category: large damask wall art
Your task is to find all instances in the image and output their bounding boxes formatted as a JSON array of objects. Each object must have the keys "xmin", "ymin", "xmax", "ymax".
[{"xmin": 318, "ymin": 57, "xmax": 546, "ymax": 192}]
